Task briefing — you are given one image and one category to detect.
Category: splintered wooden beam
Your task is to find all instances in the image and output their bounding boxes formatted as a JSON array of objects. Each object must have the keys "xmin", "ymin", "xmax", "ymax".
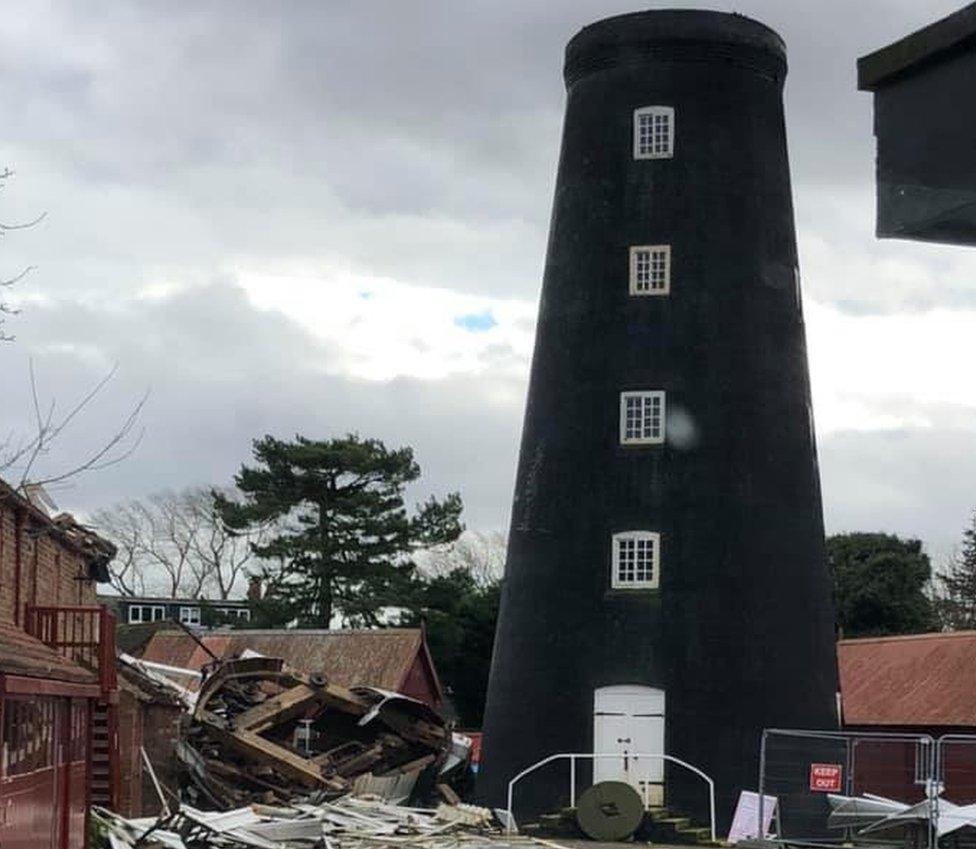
[
  {"xmin": 196, "ymin": 710, "xmax": 346, "ymax": 791},
  {"xmin": 374, "ymin": 707, "xmax": 449, "ymax": 749},
  {"xmin": 233, "ymin": 684, "xmax": 326, "ymax": 733}
]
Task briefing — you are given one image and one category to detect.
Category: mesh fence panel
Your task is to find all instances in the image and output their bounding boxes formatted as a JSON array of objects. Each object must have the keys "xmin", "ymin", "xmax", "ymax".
[
  {"xmin": 940, "ymin": 736, "xmax": 976, "ymax": 806},
  {"xmin": 760, "ymin": 730, "xmax": 935, "ymax": 844}
]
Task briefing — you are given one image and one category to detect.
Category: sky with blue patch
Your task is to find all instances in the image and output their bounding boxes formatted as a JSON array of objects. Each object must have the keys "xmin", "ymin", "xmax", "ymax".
[{"xmin": 2, "ymin": 0, "xmax": 975, "ymax": 570}]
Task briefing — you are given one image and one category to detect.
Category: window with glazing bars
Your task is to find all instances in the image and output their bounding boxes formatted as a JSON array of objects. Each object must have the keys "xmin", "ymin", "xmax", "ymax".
[
  {"xmin": 128, "ymin": 604, "xmax": 166, "ymax": 624},
  {"xmin": 612, "ymin": 531, "xmax": 660, "ymax": 589},
  {"xmin": 634, "ymin": 106, "xmax": 674, "ymax": 159},
  {"xmin": 630, "ymin": 245, "xmax": 670, "ymax": 295},
  {"xmin": 620, "ymin": 391, "xmax": 666, "ymax": 444}
]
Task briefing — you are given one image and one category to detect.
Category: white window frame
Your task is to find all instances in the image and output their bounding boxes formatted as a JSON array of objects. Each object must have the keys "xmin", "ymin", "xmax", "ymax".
[
  {"xmin": 633, "ymin": 106, "xmax": 674, "ymax": 160},
  {"xmin": 629, "ymin": 245, "xmax": 671, "ymax": 295},
  {"xmin": 611, "ymin": 531, "xmax": 661, "ymax": 590},
  {"xmin": 127, "ymin": 605, "xmax": 166, "ymax": 624},
  {"xmin": 218, "ymin": 607, "xmax": 251, "ymax": 621},
  {"xmin": 179, "ymin": 606, "xmax": 201, "ymax": 626},
  {"xmin": 620, "ymin": 390, "xmax": 666, "ymax": 445}
]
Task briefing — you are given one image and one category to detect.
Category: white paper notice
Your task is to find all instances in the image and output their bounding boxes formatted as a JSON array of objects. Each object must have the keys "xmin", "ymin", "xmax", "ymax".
[{"xmin": 727, "ymin": 790, "xmax": 778, "ymax": 843}]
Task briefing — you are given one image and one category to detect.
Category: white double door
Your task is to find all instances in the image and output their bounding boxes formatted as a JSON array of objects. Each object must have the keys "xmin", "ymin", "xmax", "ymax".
[{"xmin": 593, "ymin": 685, "xmax": 665, "ymax": 805}]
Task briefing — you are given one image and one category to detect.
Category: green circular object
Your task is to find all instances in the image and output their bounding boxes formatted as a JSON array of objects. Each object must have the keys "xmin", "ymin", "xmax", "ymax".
[{"xmin": 575, "ymin": 780, "xmax": 644, "ymax": 841}]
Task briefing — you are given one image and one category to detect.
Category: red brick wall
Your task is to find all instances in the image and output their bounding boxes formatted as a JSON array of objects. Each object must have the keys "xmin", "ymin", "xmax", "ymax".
[
  {"xmin": 0, "ymin": 498, "xmax": 97, "ymax": 626},
  {"xmin": 117, "ymin": 688, "xmax": 145, "ymax": 816},
  {"xmin": 116, "ymin": 687, "xmax": 183, "ymax": 817}
]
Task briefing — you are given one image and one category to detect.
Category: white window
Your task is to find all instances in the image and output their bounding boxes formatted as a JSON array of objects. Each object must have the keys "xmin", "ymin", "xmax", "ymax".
[
  {"xmin": 611, "ymin": 531, "xmax": 661, "ymax": 589},
  {"xmin": 127, "ymin": 605, "xmax": 166, "ymax": 624},
  {"xmin": 219, "ymin": 607, "xmax": 251, "ymax": 621},
  {"xmin": 179, "ymin": 606, "xmax": 201, "ymax": 626},
  {"xmin": 620, "ymin": 391, "xmax": 666, "ymax": 445},
  {"xmin": 634, "ymin": 106, "xmax": 674, "ymax": 159},
  {"xmin": 630, "ymin": 245, "xmax": 671, "ymax": 295}
]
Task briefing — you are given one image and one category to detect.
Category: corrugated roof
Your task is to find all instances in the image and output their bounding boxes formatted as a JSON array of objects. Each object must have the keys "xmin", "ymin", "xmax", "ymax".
[
  {"xmin": 0, "ymin": 622, "xmax": 99, "ymax": 685},
  {"xmin": 838, "ymin": 630, "xmax": 976, "ymax": 727},
  {"xmin": 139, "ymin": 628, "xmax": 436, "ymax": 696}
]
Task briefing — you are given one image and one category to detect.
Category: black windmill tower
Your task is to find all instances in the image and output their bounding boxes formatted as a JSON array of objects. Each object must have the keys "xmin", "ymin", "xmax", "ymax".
[{"xmin": 478, "ymin": 10, "xmax": 839, "ymax": 828}]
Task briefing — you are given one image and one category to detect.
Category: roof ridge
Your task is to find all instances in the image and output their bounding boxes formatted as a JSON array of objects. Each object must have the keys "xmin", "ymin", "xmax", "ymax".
[
  {"xmin": 217, "ymin": 627, "xmax": 420, "ymax": 634},
  {"xmin": 838, "ymin": 629, "xmax": 976, "ymax": 646}
]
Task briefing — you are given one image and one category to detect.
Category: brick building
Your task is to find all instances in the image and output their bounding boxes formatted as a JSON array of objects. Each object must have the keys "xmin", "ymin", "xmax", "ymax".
[
  {"xmin": 99, "ymin": 593, "xmax": 251, "ymax": 627},
  {"xmin": 839, "ymin": 631, "xmax": 976, "ymax": 804},
  {"xmin": 0, "ymin": 479, "xmax": 118, "ymax": 849},
  {"xmin": 115, "ymin": 660, "xmax": 183, "ymax": 817}
]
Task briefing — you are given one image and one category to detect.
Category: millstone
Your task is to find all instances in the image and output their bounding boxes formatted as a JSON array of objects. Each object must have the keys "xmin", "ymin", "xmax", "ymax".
[{"xmin": 575, "ymin": 781, "xmax": 644, "ymax": 841}]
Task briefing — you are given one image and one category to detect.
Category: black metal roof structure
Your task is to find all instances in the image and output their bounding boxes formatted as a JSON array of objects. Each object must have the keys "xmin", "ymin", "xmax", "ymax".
[
  {"xmin": 857, "ymin": 3, "xmax": 976, "ymax": 246},
  {"xmin": 858, "ymin": 2, "xmax": 976, "ymax": 90}
]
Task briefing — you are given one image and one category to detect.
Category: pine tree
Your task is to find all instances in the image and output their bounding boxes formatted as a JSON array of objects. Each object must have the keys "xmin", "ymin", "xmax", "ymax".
[
  {"xmin": 827, "ymin": 532, "xmax": 936, "ymax": 637},
  {"xmin": 215, "ymin": 434, "xmax": 463, "ymax": 627},
  {"xmin": 936, "ymin": 511, "xmax": 976, "ymax": 630}
]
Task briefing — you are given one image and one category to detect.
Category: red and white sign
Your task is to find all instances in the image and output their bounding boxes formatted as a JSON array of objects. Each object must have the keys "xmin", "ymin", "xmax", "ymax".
[{"xmin": 809, "ymin": 763, "xmax": 843, "ymax": 793}]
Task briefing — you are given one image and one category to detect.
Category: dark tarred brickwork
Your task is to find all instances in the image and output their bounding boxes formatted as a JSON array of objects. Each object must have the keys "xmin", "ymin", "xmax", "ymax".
[{"xmin": 479, "ymin": 10, "xmax": 838, "ymax": 827}]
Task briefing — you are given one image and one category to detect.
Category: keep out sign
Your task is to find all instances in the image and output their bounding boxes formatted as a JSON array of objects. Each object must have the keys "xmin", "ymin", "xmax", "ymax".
[{"xmin": 809, "ymin": 763, "xmax": 843, "ymax": 792}]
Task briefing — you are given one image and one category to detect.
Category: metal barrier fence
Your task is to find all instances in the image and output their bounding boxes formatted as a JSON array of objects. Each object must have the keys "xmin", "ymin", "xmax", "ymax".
[
  {"xmin": 505, "ymin": 752, "xmax": 716, "ymax": 840},
  {"xmin": 759, "ymin": 729, "xmax": 939, "ymax": 849}
]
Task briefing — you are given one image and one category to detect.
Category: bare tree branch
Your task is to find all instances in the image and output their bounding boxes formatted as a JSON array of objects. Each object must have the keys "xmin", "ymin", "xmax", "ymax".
[
  {"xmin": 0, "ymin": 361, "xmax": 148, "ymax": 491},
  {"xmin": 95, "ymin": 487, "xmax": 268, "ymax": 600},
  {"xmin": 1, "ymin": 167, "xmax": 45, "ymax": 342}
]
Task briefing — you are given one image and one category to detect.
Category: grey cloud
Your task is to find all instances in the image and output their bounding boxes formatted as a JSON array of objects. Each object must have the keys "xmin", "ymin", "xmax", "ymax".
[
  {"xmin": 3, "ymin": 0, "xmax": 976, "ymax": 564},
  {"xmin": 0, "ymin": 282, "xmax": 521, "ymax": 531},
  {"xmin": 820, "ymin": 424, "xmax": 976, "ymax": 568},
  {"xmin": 2, "ymin": 0, "xmax": 969, "ymax": 306}
]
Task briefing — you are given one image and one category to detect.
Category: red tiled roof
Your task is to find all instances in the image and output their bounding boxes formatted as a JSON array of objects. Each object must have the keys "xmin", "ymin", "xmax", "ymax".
[
  {"xmin": 0, "ymin": 622, "xmax": 99, "ymax": 685},
  {"xmin": 140, "ymin": 628, "xmax": 440, "ymax": 698},
  {"xmin": 838, "ymin": 630, "xmax": 976, "ymax": 727}
]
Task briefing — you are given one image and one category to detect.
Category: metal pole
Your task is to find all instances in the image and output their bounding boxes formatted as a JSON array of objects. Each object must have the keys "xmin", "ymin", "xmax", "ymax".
[
  {"xmin": 569, "ymin": 755, "xmax": 576, "ymax": 808},
  {"xmin": 844, "ymin": 737, "xmax": 855, "ymax": 843},
  {"xmin": 928, "ymin": 737, "xmax": 938, "ymax": 849},
  {"xmin": 141, "ymin": 746, "xmax": 170, "ymax": 818},
  {"xmin": 709, "ymin": 778, "xmax": 717, "ymax": 843},
  {"xmin": 758, "ymin": 730, "xmax": 768, "ymax": 840},
  {"xmin": 506, "ymin": 779, "xmax": 514, "ymax": 834}
]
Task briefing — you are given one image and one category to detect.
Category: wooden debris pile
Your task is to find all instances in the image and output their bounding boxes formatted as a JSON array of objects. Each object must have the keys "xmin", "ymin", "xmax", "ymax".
[
  {"xmin": 93, "ymin": 795, "xmax": 504, "ymax": 849},
  {"xmin": 180, "ymin": 655, "xmax": 452, "ymax": 808}
]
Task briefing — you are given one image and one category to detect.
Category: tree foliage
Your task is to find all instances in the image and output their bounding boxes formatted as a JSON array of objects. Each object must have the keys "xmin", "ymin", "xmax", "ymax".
[
  {"xmin": 398, "ymin": 567, "xmax": 500, "ymax": 728},
  {"xmin": 827, "ymin": 532, "xmax": 936, "ymax": 638},
  {"xmin": 216, "ymin": 434, "xmax": 463, "ymax": 628},
  {"xmin": 934, "ymin": 511, "xmax": 976, "ymax": 630}
]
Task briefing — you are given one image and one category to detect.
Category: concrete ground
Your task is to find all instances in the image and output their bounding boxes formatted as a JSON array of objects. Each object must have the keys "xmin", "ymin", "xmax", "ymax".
[{"xmin": 541, "ymin": 841, "xmax": 710, "ymax": 849}]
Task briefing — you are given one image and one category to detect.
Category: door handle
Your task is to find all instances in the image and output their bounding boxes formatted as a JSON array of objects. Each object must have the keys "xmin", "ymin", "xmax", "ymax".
[{"xmin": 617, "ymin": 738, "xmax": 631, "ymax": 743}]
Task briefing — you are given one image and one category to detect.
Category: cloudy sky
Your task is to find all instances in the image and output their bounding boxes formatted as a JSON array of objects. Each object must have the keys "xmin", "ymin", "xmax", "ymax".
[{"xmin": 2, "ymin": 0, "xmax": 975, "ymax": 569}]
